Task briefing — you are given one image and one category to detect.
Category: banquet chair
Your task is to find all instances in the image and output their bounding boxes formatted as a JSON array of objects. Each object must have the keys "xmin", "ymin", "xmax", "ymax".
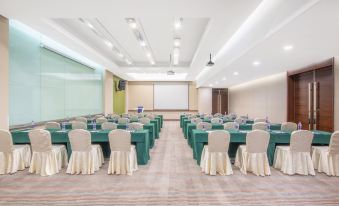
[
  {"xmin": 118, "ymin": 118, "xmax": 130, "ymax": 124},
  {"xmin": 66, "ymin": 129, "xmax": 104, "ymax": 175},
  {"xmin": 137, "ymin": 113, "xmax": 145, "ymax": 118},
  {"xmin": 130, "ymin": 115, "xmax": 139, "ymax": 122},
  {"xmin": 110, "ymin": 114, "xmax": 120, "ymax": 121},
  {"xmin": 95, "ymin": 114, "xmax": 104, "ymax": 119},
  {"xmin": 235, "ymin": 130, "xmax": 271, "ymax": 176},
  {"xmin": 224, "ymin": 122, "xmax": 239, "ymax": 131},
  {"xmin": 122, "ymin": 113, "xmax": 130, "ymax": 118},
  {"xmin": 240, "ymin": 115, "xmax": 248, "ymax": 120},
  {"xmin": 252, "ymin": 122, "xmax": 268, "ymax": 131},
  {"xmin": 128, "ymin": 122, "xmax": 143, "ymax": 131},
  {"xmin": 213, "ymin": 113, "xmax": 222, "ymax": 117},
  {"xmin": 45, "ymin": 122, "xmax": 61, "ymax": 130},
  {"xmin": 96, "ymin": 117, "xmax": 108, "ymax": 124},
  {"xmin": 204, "ymin": 115, "xmax": 213, "ymax": 121},
  {"xmin": 234, "ymin": 118, "xmax": 246, "ymax": 125},
  {"xmin": 0, "ymin": 130, "xmax": 31, "ymax": 174},
  {"xmin": 28, "ymin": 129, "xmax": 68, "ymax": 176},
  {"xmin": 274, "ymin": 130, "xmax": 315, "ymax": 175},
  {"xmin": 145, "ymin": 114, "xmax": 155, "ymax": 120},
  {"xmin": 281, "ymin": 122, "xmax": 298, "ymax": 133},
  {"xmin": 101, "ymin": 122, "xmax": 118, "ymax": 130},
  {"xmin": 108, "ymin": 130, "xmax": 138, "ymax": 175},
  {"xmin": 197, "ymin": 122, "xmax": 212, "ymax": 131},
  {"xmin": 312, "ymin": 131, "xmax": 339, "ymax": 176},
  {"xmin": 191, "ymin": 118, "xmax": 202, "ymax": 124},
  {"xmin": 254, "ymin": 118, "xmax": 266, "ymax": 123},
  {"xmin": 72, "ymin": 121, "xmax": 87, "ymax": 130},
  {"xmin": 139, "ymin": 117, "xmax": 151, "ymax": 125},
  {"xmin": 200, "ymin": 130, "xmax": 233, "ymax": 175},
  {"xmin": 75, "ymin": 117, "xmax": 87, "ymax": 123},
  {"xmin": 211, "ymin": 118, "xmax": 223, "ymax": 124}
]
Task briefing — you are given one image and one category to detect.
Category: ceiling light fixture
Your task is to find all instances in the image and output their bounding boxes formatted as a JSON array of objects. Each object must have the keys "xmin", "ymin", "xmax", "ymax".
[
  {"xmin": 209, "ymin": 84, "xmax": 213, "ymax": 87},
  {"xmin": 127, "ymin": 19, "xmax": 137, "ymax": 29},
  {"xmin": 253, "ymin": 61, "xmax": 260, "ymax": 66},
  {"xmin": 174, "ymin": 18, "xmax": 183, "ymax": 30},
  {"xmin": 233, "ymin": 71, "xmax": 239, "ymax": 76},
  {"xmin": 140, "ymin": 40, "xmax": 146, "ymax": 47},
  {"xmin": 104, "ymin": 40, "xmax": 113, "ymax": 48},
  {"xmin": 222, "ymin": 77, "xmax": 226, "ymax": 81},
  {"xmin": 215, "ymin": 81, "xmax": 219, "ymax": 84},
  {"xmin": 283, "ymin": 45, "xmax": 293, "ymax": 51},
  {"xmin": 206, "ymin": 53, "xmax": 215, "ymax": 67},
  {"xmin": 174, "ymin": 38, "xmax": 181, "ymax": 47}
]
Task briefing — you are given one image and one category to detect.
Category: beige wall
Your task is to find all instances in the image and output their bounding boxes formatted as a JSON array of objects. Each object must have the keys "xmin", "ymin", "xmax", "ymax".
[
  {"xmin": 103, "ymin": 70, "xmax": 113, "ymax": 115},
  {"xmin": 0, "ymin": 16, "xmax": 9, "ymax": 129},
  {"xmin": 229, "ymin": 72, "xmax": 287, "ymax": 123},
  {"xmin": 126, "ymin": 81, "xmax": 198, "ymax": 119},
  {"xmin": 334, "ymin": 58, "xmax": 339, "ymax": 131},
  {"xmin": 198, "ymin": 87, "xmax": 212, "ymax": 114}
]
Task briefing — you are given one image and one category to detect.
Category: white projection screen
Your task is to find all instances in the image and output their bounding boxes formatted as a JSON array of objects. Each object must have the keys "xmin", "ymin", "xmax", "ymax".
[{"xmin": 154, "ymin": 84, "xmax": 189, "ymax": 110}]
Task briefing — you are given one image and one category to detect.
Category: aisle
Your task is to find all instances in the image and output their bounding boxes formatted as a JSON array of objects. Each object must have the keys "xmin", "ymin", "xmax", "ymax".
[{"xmin": 0, "ymin": 121, "xmax": 339, "ymax": 205}]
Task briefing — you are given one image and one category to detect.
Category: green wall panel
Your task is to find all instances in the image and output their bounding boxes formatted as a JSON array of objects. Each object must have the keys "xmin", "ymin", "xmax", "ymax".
[{"xmin": 113, "ymin": 76, "xmax": 126, "ymax": 114}]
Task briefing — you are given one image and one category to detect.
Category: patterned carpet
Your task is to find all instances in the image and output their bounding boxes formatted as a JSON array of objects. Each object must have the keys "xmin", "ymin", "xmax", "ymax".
[{"xmin": 1, "ymin": 121, "xmax": 339, "ymax": 206}]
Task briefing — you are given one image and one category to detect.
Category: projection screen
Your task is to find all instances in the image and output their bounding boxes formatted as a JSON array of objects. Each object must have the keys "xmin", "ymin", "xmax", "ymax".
[{"xmin": 153, "ymin": 83, "xmax": 189, "ymax": 110}]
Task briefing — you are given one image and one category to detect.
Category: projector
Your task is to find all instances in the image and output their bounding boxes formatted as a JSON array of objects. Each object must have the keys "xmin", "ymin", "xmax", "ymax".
[{"xmin": 167, "ymin": 70, "xmax": 175, "ymax": 75}]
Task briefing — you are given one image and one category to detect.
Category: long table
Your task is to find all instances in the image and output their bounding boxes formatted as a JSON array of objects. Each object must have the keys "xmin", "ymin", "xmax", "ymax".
[
  {"xmin": 191, "ymin": 129, "xmax": 331, "ymax": 166},
  {"xmin": 11, "ymin": 129, "xmax": 150, "ymax": 165}
]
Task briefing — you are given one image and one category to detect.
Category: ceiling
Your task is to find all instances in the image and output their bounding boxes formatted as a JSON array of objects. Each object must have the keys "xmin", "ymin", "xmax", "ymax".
[{"xmin": 1, "ymin": 0, "xmax": 339, "ymax": 87}]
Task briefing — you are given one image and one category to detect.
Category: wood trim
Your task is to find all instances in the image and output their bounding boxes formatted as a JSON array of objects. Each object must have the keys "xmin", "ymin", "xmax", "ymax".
[{"xmin": 287, "ymin": 58, "xmax": 334, "ymax": 76}]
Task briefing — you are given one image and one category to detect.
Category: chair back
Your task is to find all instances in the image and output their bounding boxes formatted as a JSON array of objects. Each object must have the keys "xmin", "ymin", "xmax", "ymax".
[
  {"xmin": 130, "ymin": 115, "xmax": 139, "ymax": 122},
  {"xmin": 208, "ymin": 130, "xmax": 230, "ymax": 153},
  {"xmin": 108, "ymin": 129, "xmax": 131, "ymax": 152},
  {"xmin": 145, "ymin": 114, "xmax": 155, "ymax": 120},
  {"xmin": 137, "ymin": 113, "xmax": 145, "ymax": 118},
  {"xmin": 204, "ymin": 115, "xmax": 213, "ymax": 121},
  {"xmin": 139, "ymin": 117, "xmax": 151, "ymax": 125},
  {"xmin": 197, "ymin": 122, "xmax": 212, "ymax": 130},
  {"xmin": 246, "ymin": 130, "xmax": 270, "ymax": 153},
  {"xmin": 191, "ymin": 118, "xmax": 202, "ymax": 124},
  {"xmin": 75, "ymin": 117, "xmax": 87, "ymax": 123},
  {"xmin": 252, "ymin": 122, "xmax": 268, "ymax": 131},
  {"xmin": 254, "ymin": 118, "xmax": 266, "ymax": 123},
  {"xmin": 96, "ymin": 117, "xmax": 108, "ymax": 124},
  {"xmin": 281, "ymin": 122, "xmax": 297, "ymax": 133},
  {"xmin": 213, "ymin": 113, "xmax": 222, "ymax": 117},
  {"xmin": 28, "ymin": 129, "xmax": 53, "ymax": 152},
  {"xmin": 240, "ymin": 115, "xmax": 248, "ymax": 120},
  {"xmin": 234, "ymin": 118, "xmax": 246, "ymax": 125},
  {"xmin": 110, "ymin": 114, "xmax": 120, "ymax": 121},
  {"xmin": 118, "ymin": 118, "xmax": 130, "ymax": 124},
  {"xmin": 95, "ymin": 114, "xmax": 103, "ymax": 119},
  {"xmin": 329, "ymin": 131, "xmax": 339, "ymax": 155},
  {"xmin": 223, "ymin": 122, "xmax": 239, "ymax": 131},
  {"xmin": 0, "ymin": 130, "xmax": 13, "ymax": 153},
  {"xmin": 222, "ymin": 115, "xmax": 231, "ymax": 121},
  {"xmin": 68, "ymin": 129, "xmax": 91, "ymax": 152},
  {"xmin": 290, "ymin": 130, "xmax": 314, "ymax": 152},
  {"xmin": 128, "ymin": 122, "xmax": 143, "ymax": 131},
  {"xmin": 101, "ymin": 122, "xmax": 117, "ymax": 130},
  {"xmin": 72, "ymin": 121, "xmax": 87, "ymax": 130},
  {"xmin": 122, "ymin": 113, "xmax": 130, "ymax": 118},
  {"xmin": 45, "ymin": 122, "xmax": 61, "ymax": 130},
  {"xmin": 211, "ymin": 118, "xmax": 223, "ymax": 124}
]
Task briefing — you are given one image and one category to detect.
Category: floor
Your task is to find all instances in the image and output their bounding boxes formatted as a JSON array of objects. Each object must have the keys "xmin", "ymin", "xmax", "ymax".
[{"xmin": 1, "ymin": 121, "xmax": 339, "ymax": 206}]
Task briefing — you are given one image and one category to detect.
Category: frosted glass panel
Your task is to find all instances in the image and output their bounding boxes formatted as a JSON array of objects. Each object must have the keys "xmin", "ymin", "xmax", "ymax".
[{"xmin": 9, "ymin": 23, "xmax": 103, "ymax": 126}]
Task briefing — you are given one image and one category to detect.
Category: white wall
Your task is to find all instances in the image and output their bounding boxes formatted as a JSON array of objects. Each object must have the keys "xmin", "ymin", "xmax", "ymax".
[
  {"xmin": 334, "ymin": 58, "xmax": 339, "ymax": 131},
  {"xmin": 0, "ymin": 16, "xmax": 9, "ymax": 129},
  {"xmin": 198, "ymin": 87, "xmax": 212, "ymax": 114},
  {"xmin": 229, "ymin": 73, "xmax": 287, "ymax": 123}
]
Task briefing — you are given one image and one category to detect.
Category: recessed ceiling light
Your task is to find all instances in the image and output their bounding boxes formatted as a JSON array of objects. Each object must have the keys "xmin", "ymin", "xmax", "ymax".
[
  {"xmin": 116, "ymin": 52, "xmax": 124, "ymax": 58},
  {"xmin": 222, "ymin": 77, "xmax": 226, "ymax": 81},
  {"xmin": 215, "ymin": 81, "xmax": 219, "ymax": 84},
  {"xmin": 283, "ymin": 45, "xmax": 293, "ymax": 51},
  {"xmin": 128, "ymin": 19, "xmax": 137, "ymax": 29},
  {"xmin": 140, "ymin": 41, "xmax": 146, "ymax": 47},
  {"xmin": 104, "ymin": 40, "xmax": 113, "ymax": 48},
  {"xmin": 174, "ymin": 38, "xmax": 181, "ymax": 47},
  {"xmin": 86, "ymin": 22, "xmax": 94, "ymax": 29},
  {"xmin": 253, "ymin": 61, "xmax": 260, "ymax": 66},
  {"xmin": 150, "ymin": 61, "xmax": 155, "ymax": 65},
  {"xmin": 146, "ymin": 52, "xmax": 152, "ymax": 58},
  {"xmin": 174, "ymin": 18, "xmax": 183, "ymax": 30},
  {"xmin": 233, "ymin": 71, "xmax": 239, "ymax": 75},
  {"xmin": 209, "ymin": 84, "xmax": 213, "ymax": 87}
]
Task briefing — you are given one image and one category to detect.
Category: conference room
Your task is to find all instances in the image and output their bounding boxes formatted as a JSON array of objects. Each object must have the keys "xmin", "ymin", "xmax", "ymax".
[{"xmin": 0, "ymin": 0, "xmax": 339, "ymax": 205}]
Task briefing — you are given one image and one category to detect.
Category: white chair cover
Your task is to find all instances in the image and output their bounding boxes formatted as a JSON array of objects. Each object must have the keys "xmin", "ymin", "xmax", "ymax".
[
  {"xmin": 281, "ymin": 122, "xmax": 298, "ymax": 133},
  {"xmin": 95, "ymin": 114, "xmax": 104, "ymax": 119},
  {"xmin": 139, "ymin": 117, "xmax": 151, "ymax": 125},
  {"xmin": 312, "ymin": 131, "xmax": 339, "ymax": 176},
  {"xmin": 108, "ymin": 130, "xmax": 138, "ymax": 175},
  {"xmin": 211, "ymin": 118, "xmax": 223, "ymax": 124},
  {"xmin": 66, "ymin": 129, "xmax": 104, "ymax": 175},
  {"xmin": 223, "ymin": 122, "xmax": 239, "ymax": 131},
  {"xmin": 122, "ymin": 113, "xmax": 130, "ymax": 118},
  {"xmin": 45, "ymin": 122, "xmax": 61, "ymax": 130},
  {"xmin": 213, "ymin": 113, "xmax": 222, "ymax": 117},
  {"xmin": 28, "ymin": 129, "xmax": 68, "ymax": 176},
  {"xmin": 254, "ymin": 118, "xmax": 266, "ymax": 123},
  {"xmin": 191, "ymin": 118, "xmax": 202, "ymax": 124},
  {"xmin": 96, "ymin": 117, "xmax": 108, "ymax": 124},
  {"xmin": 145, "ymin": 114, "xmax": 155, "ymax": 120},
  {"xmin": 137, "ymin": 113, "xmax": 145, "ymax": 118},
  {"xmin": 252, "ymin": 122, "xmax": 268, "ymax": 131},
  {"xmin": 75, "ymin": 117, "xmax": 87, "ymax": 123},
  {"xmin": 234, "ymin": 118, "xmax": 246, "ymax": 125},
  {"xmin": 200, "ymin": 130, "xmax": 232, "ymax": 175},
  {"xmin": 235, "ymin": 130, "xmax": 271, "ymax": 176},
  {"xmin": 197, "ymin": 122, "xmax": 212, "ymax": 130},
  {"xmin": 72, "ymin": 121, "xmax": 87, "ymax": 130},
  {"xmin": 128, "ymin": 123, "xmax": 143, "ymax": 131},
  {"xmin": 118, "ymin": 118, "xmax": 130, "ymax": 124},
  {"xmin": 130, "ymin": 115, "xmax": 139, "ymax": 122},
  {"xmin": 101, "ymin": 122, "xmax": 118, "ymax": 130},
  {"xmin": 0, "ymin": 130, "xmax": 31, "ymax": 174},
  {"xmin": 274, "ymin": 130, "xmax": 315, "ymax": 175},
  {"xmin": 110, "ymin": 114, "xmax": 120, "ymax": 121},
  {"xmin": 204, "ymin": 115, "xmax": 213, "ymax": 121}
]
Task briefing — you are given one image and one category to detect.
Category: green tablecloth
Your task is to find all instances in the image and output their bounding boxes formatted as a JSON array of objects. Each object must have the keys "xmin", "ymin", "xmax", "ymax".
[
  {"xmin": 191, "ymin": 129, "xmax": 331, "ymax": 166},
  {"xmin": 180, "ymin": 115, "xmax": 186, "ymax": 128},
  {"xmin": 11, "ymin": 129, "xmax": 150, "ymax": 165},
  {"xmin": 156, "ymin": 115, "xmax": 163, "ymax": 128}
]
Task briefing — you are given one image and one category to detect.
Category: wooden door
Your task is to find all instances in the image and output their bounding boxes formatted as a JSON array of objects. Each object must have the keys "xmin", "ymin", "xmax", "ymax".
[{"xmin": 212, "ymin": 89, "xmax": 228, "ymax": 114}]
